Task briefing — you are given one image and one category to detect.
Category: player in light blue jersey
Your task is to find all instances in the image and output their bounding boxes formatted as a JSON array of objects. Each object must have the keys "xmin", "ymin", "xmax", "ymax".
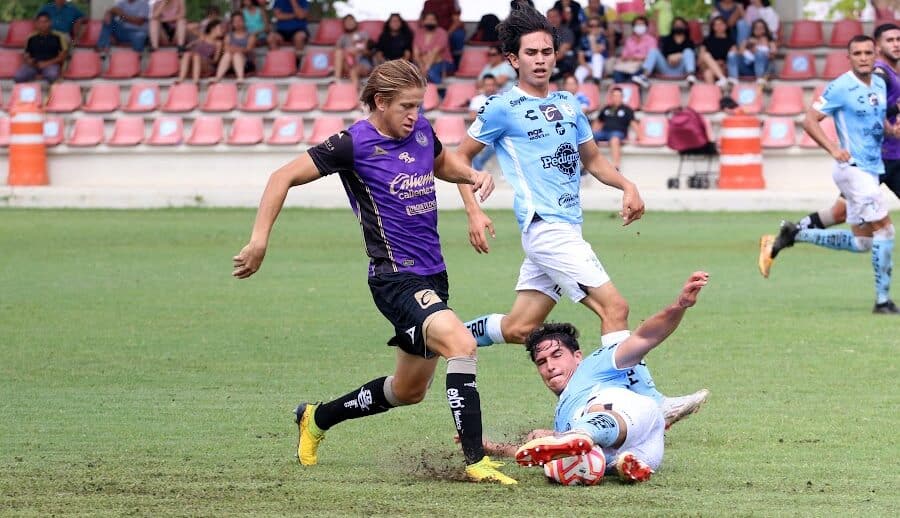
[
  {"xmin": 759, "ymin": 35, "xmax": 900, "ymax": 314},
  {"xmin": 454, "ymin": 6, "xmax": 709, "ymax": 426}
]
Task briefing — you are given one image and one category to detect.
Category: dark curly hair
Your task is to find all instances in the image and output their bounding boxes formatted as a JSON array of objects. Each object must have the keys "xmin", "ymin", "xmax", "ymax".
[
  {"xmin": 524, "ymin": 322, "xmax": 580, "ymax": 362},
  {"xmin": 497, "ymin": 5, "xmax": 558, "ymax": 57}
]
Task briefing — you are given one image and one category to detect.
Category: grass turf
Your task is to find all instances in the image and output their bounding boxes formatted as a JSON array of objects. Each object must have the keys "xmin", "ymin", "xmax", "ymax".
[{"xmin": 1, "ymin": 209, "xmax": 897, "ymax": 516}]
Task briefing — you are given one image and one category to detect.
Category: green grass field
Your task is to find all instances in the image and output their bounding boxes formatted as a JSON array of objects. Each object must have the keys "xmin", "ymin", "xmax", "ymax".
[{"xmin": 1, "ymin": 209, "xmax": 898, "ymax": 516}]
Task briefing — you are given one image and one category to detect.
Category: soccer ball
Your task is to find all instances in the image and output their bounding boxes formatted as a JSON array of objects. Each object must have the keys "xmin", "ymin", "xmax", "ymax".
[{"xmin": 543, "ymin": 447, "xmax": 607, "ymax": 486}]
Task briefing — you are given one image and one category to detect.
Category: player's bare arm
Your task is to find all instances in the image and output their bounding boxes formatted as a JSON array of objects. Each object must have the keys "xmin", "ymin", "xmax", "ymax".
[
  {"xmin": 434, "ymin": 148, "xmax": 495, "ymax": 202},
  {"xmin": 455, "ymin": 136, "xmax": 496, "ymax": 253},
  {"xmin": 802, "ymin": 107, "xmax": 851, "ymax": 162},
  {"xmin": 578, "ymin": 140, "xmax": 646, "ymax": 225},
  {"xmin": 232, "ymin": 154, "xmax": 323, "ymax": 279}
]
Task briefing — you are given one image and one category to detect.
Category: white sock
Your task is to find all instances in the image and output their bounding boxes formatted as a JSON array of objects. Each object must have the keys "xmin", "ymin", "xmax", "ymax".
[{"xmin": 486, "ymin": 313, "xmax": 506, "ymax": 344}]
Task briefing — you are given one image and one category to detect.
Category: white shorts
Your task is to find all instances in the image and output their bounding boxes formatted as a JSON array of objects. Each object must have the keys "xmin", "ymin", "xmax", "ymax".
[
  {"xmin": 833, "ymin": 164, "xmax": 889, "ymax": 225},
  {"xmin": 516, "ymin": 220, "xmax": 611, "ymax": 303},
  {"xmin": 584, "ymin": 387, "xmax": 665, "ymax": 470}
]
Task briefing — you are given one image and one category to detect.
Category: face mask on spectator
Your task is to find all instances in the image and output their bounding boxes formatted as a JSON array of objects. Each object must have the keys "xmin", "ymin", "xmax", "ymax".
[
  {"xmin": 672, "ymin": 27, "xmax": 687, "ymax": 35},
  {"xmin": 424, "ymin": 23, "xmax": 438, "ymax": 31},
  {"xmin": 633, "ymin": 24, "xmax": 647, "ymax": 35}
]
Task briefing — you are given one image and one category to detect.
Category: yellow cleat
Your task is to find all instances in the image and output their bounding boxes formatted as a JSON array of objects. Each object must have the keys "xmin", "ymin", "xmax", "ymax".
[
  {"xmin": 465, "ymin": 456, "xmax": 518, "ymax": 485},
  {"xmin": 758, "ymin": 235, "xmax": 775, "ymax": 278},
  {"xmin": 294, "ymin": 402, "xmax": 324, "ymax": 465}
]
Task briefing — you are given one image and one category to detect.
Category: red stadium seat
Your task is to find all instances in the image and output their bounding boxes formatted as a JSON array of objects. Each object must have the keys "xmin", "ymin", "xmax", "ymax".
[
  {"xmin": 829, "ymin": 19, "xmax": 862, "ymax": 48},
  {"xmin": 439, "ymin": 82, "xmax": 477, "ymax": 112},
  {"xmin": 147, "ymin": 116, "xmax": 184, "ymax": 145},
  {"xmin": 456, "ymin": 48, "xmax": 489, "ymax": 78},
  {"xmin": 0, "ymin": 117, "xmax": 9, "ymax": 146},
  {"xmin": 688, "ymin": 20, "xmax": 703, "ymax": 45},
  {"xmin": 282, "ymin": 83, "xmax": 318, "ymax": 112},
  {"xmin": 358, "ymin": 20, "xmax": 383, "ymax": 42},
  {"xmin": 3, "ymin": 20, "xmax": 34, "ymax": 48},
  {"xmin": 298, "ymin": 50, "xmax": 333, "ymax": 78},
  {"xmin": 123, "ymin": 83, "xmax": 160, "ymax": 112},
  {"xmin": 761, "ymin": 117, "xmax": 796, "ymax": 148},
  {"xmin": 687, "ymin": 83, "xmax": 721, "ymax": 114},
  {"xmin": 63, "ymin": 50, "xmax": 102, "ymax": 79},
  {"xmin": 310, "ymin": 18, "xmax": 343, "ymax": 45},
  {"xmin": 433, "ymin": 116, "xmax": 467, "ymax": 146},
  {"xmin": 0, "ymin": 49, "xmax": 23, "ymax": 79},
  {"xmin": 6, "ymin": 83, "xmax": 43, "ymax": 109},
  {"xmin": 102, "ymin": 49, "xmax": 141, "ymax": 79},
  {"xmin": 643, "ymin": 83, "xmax": 681, "ymax": 113},
  {"xmin": 161, "ymin": 83, "xmax": 199, "ymax": 112},
  {"xmin": 605, "ymin": 83, "xmax": 640, "ymax": 110},
  {"xmin": 67, "ymin": 117, "xmax": 105, "ymax": 147},
  {"xmin": 307, "ymin": 116, "xmax": 344, "ymax": 144},
  {"xmin": 259, "ymin": 49, "xmax": 297, "ymax": 78},
  {"xmin": 77, "ymin": 19, "xmax": 102, "ymax": 47},
  {"xmin": 83, "ymin": 83, "xmax": 121, "ymax": 113},
  {"xmin": 267, "ymin": 116, "xmax": 304, "ymax": 145},
  {"xmin": 186, "ymin": 116, "xmax": 224, "ymax": 145},
  {"xmin": 577, "ymin": 82, "xmax": 602, "ymax": 112},
  {"xmin": 241, "ymin": 83, "xmax": 278, "ymax": 112},
  {"xmin": 227, "ymin": 116, "xmax": 264, "ymax": 145},
  {"xmin": 423, "ymin": 83, "xmax": 440, "ymax": 112},
  {"xmin": 201, "ymin": 82, "xmax": 238, "ymax": 112},
  {"xmin": 635, "ymin": 116, "xmax": 668, "ymax": 146},
  {"xmin": 143, "ymin": 49, "xmax": 180, "ymax": 78},
  {"xmin": 108, "ymin": 117, "xmax": 145, "ymax": 146},
  {"xmin": 321, "ymin": 82, "xmax": 359, "ymax": 112},
  {"xmin": 787, "ymin": 20, "xmax": 824, "ymax": 48},
  {"xmin": 42, "ymin": 116, "xmax": 64, "ymax": 146},
  {"xmin": 766, "ymin": 84, "xmax": 804, "ymax": 115},
  {"xmin": 779, "ymin": 51, "xmax": 816, "ymax": 80},
  {"xmin": 730, "ymin": 83, "xmax": 762, "ymax": 114},
  {"xmin": 800, "ymin": 117, "xmax": 837, "ymax": 148},
  {"xmin": 45, "ymin": 82, "xmax": 83, "ymax": 113},
  {"xmin": 822, "ymin": 51, "xmax": 850, "ymax": 79}
]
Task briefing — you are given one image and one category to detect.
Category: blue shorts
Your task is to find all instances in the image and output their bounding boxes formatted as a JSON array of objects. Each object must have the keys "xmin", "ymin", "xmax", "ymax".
[{"xmin": 593, "ymin": 129, "xmax": 626, "ymax": 142}]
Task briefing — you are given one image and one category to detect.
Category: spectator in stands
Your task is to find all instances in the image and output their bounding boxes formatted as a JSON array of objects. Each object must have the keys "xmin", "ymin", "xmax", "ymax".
[
  {"xmin": 593, "ymin": 86, "xmax": 638, "ymax": 171},
  {"xmin": 553, "ymin": 0, "xmax": 585, "ymax": 45},
  {"xmin": 149, "ymin": 0, "xmax": 186, "ymax": 51},
  {"xmin": 413, "ymin": 11, "xmax": 455, "ymax": 84},
  {"xmin": 421, "ymin": 0, "xmax": 466, "ymax": 68},
  {"xmin": 727, "ymin": 18, "xmax": 774, "ymax": 86},
  {"xmin": 546, "ymin": 8, "xmax": 577, "ymax": 81},
  {"xmin": 241, "ymin": 0, "xmax": 270, "ymax": 48},
  {"xmin": 714, "ymin": 0, "xmax": 750, "ymax": 43},
  {"xmin": 177, "ymin": 19, "xmax": 223, "ymax": 84},
  {"xmin": 470, "ymin": 14, "xmax": 501, "ymax": 45},
  {"xmin": 510, "ymin": 0, "xmax": 535, "ymax": 10},
  {"xmin": 374, "ymin": 13, "xmax": 413, "ymax": 65},
  {"xmin": 699, "ymin": 16, "xmax": 733, "ymax": 88},
  {"xmin": 14, "ymin": 13, "xmax": 67, "ymax": 84},
  {"xmin": 632, "ymin": 17, "xmax": 697, "ymax": 88},
  {"xmin": 650, "ymin": 0, "xmax": 673, "ymax": 38},
  {"xmin": 97, "ymin": 0, "xmax": 150, "ymax": 54},
  {"xmin": 744, "ymin": 0, "xmax": 779, "ymax": 35},
  {"xmin": 612, "ymin": 16, "xmax": 656, "ymax": 84},
  {"xmin": 37, "ymin": 0, "xmax": 86, "ymax": 44},
  {"xmin": 334, "ymin": 14, "xmax": 373, "ymax": 86},
  {"xmin": 469, "ymin": 74, "xmax": 500, "ymax": 171},
  {"xmin": 562, "ymin": 74, "xmax": 591, "ymax": 113},
  {"xmin": 478, "ymin": 45, "xmax": 516, "ymax": 92},
  {"xmin": 213, "ymin": 12, "xmax": 254, "ymax": 83},
  {"xmin": 267, "ymin": 0, "xmax": 308, "ymax": 56},
  {"xmin": 575, "ymin": 16, "xmax": 608, "ymax": 83}
]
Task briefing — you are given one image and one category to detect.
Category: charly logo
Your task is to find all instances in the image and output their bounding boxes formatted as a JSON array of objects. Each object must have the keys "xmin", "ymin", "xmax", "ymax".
[
  {"xmin": 398, "ymin": 151, "xmax": 415, "ymax": 163},
  {"xmin": 558, "ymin": 192, "xmax": 579, "ymax": 208},
  {"xmin": 540, "ymin": 143, "xmax": 580, "ymax": 177},
  {"xmin": 527, "ymin": 128, "xmax": 546, "ymax": 140},
  {"xmin": 414, "ymin": 289, "xmax": 442, "ymax": 309},
  {"xmin": 415, "ymin": 130, "xmax": 428, "ymax": 147},
  {"xmin": 539, "ymin": 104, "xmax": 563, "ymax": 122}
]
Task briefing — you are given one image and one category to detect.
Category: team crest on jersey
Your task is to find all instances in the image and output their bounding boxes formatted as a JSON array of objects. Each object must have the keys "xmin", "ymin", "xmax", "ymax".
[
  {"xmin": 561, "ymin": 103, "xmax": 576, "ymax": 117},
  {"xmin": 869, "ymin": 92, "xmax": 880, "ymax": 106},
  {"xmin": 539, "ymin": 104, "xmax": 563, "ymax": 122},
  {"xmin": 398, "ymin": 151, "xmax": 416, "ymax": 163},
  {"xmin": 415, "ymin": 130, "xmax": 428, "ymax": 147},
  {"xmin": 540, "ymin": 143, "xmax": 580, "ymax": 177}
]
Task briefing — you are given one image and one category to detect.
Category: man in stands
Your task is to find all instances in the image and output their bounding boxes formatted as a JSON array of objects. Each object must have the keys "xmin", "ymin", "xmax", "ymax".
[
  {"xmin": 15, "ymin": 13, "xmax": 67, "ymax": 84},
  {"xmin": 37, "ymin": 0, "xmax": 86, "ymax": 44},
  {"xmin": 593, "ymin": 86, "xmax": 638, "ymax": 171},
  {"xmin": 478, "ymin": 45, "xmax": 517, "ymax": 93},
  {"xmin": 97, "ymin": 0, "xmax": 150, "ymax": 54},
  {"xmin": 267, "ymin": 0, "xmax": 308, "ymax": 57}
]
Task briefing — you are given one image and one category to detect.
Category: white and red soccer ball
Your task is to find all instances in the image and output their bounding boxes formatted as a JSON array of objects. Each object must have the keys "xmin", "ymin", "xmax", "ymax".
[{"xmin": 543, "ymin": 446, "xmax": 607, "ymax": 486}]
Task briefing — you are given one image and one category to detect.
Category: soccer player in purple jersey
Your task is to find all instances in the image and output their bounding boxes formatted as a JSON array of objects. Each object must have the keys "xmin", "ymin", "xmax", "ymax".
[{"xmin": 232, "ymin": 60, "xmax": 516, "ymax": 484}]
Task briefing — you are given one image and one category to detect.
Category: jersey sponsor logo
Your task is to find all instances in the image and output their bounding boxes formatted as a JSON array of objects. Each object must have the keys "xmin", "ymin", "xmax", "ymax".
[
  {"xmin": 510, "ymin": 95, "xmax": 528, "ymax": 106},
  {"xmin": 540, "ymin": 143, "xmax": 580, "ymax": 177},
  {"xmin": 561, "ymin": 103, "xmax": 576, "ymax": 117},
  {"xmin": 370, "ymin": 145, "xmax": 388, "ymax": 157},
  {"xmin": 390, "ymin": 171, "xmax": 435, "ymax": 200},
  {"xmin": 406, "ymin": 199, "xmax": 437, "ymax": 216},
  {"xmin": 558, "ymin": 192, "xmax": 579, "ymax": 208},
  {"xmin": 414, "ymin": 289, "xmax": 442, "ymax": 309},
  {"xmin": 446, "ymin": 388, "xmax": 465, "ymax": 409},
  {"xmin": 539, "ymin": 104, "xmax": 563, "ymax": 122},
  {"xmin": 869, "ymin": 92, "xmax": 880, "ymax": 106},
  {"xmin": 555, "ymin": 122, "xmax": 565, "ymax": 135},
  {"xmin": 402, "ymin": 259, "xmax": 415, "ymax": 266},
  {"xmin": 398, "ymin": 151, "xmax": 416, "ymax": 163},
  {"xmin": 527, "ymin": 128, "xmax": 547, "ymax": 140},
  {"xmin": 415, "ymin": 130, "xmax": 428, "ymax": 147}
]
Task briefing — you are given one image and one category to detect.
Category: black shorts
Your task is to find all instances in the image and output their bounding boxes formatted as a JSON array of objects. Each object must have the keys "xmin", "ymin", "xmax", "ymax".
[
  {"xmin": 881, "ymin": 158, "xmax": 900, "ymax": 200},
  {"xmin": 277, "ymin": 28, "xmax": 308, "ymax": 43},
  {"xmin": 369, "ymin": 271, "xmax": 451, "ymax": 359},
  {"xmin": 161, "ymin": 21, "xmax": 176, "ymax": 40}
]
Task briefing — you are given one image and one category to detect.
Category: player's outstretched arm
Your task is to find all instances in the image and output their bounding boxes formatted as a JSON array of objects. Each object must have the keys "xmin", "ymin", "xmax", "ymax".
[
  {"xmin": 578, "ymin": 141, "xmax": 645, "ymax": 226},
  {"xmin": 454, "ymin": 136, "xmax": 496, "ymax": 253},
  {"xmin": 613, "ymin": 271, "xmax": 710, "ymax": 368},
  {"xmin": 232, "ymin": 154, "xmax": 323, "ymax": 279}
]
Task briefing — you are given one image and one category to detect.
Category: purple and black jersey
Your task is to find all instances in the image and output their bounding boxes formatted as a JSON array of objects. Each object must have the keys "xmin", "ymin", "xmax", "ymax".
[
  {"xmin": 875, "ymin": 60, "xmax": 900, "ymax": 160},
  {"xmin": 307, "ymin": 116, "xmax": 446, "ymax": 277}
]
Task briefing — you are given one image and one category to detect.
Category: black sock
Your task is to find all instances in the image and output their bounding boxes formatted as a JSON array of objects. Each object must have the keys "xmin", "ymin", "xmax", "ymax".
[
  {"xmin": 799, "ymin": 212, "xmax": 825, "ymax": 230},
  {"xmin": 446, "ymin": 372, "xmax": 485, "ymax": 464},
  {"xmin": 313, "ymin": 377, "xmax": 394, "ymax": 431}
]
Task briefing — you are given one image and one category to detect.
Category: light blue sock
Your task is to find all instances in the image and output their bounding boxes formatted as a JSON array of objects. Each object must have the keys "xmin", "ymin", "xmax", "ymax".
[
  {"xmin": 463, "ymin": 314, "xmax": 505, "ymax": 347},
  {"xmin": 872, "ymin": 238, "xmax": 894, "ymax": 304},
  {"xmin": 572, "ymin": 411, "xmax": 620, "ymax": 448},
  {"xmin": 796, "ymin": 229, "xmax": 869, "ymax": 252}
]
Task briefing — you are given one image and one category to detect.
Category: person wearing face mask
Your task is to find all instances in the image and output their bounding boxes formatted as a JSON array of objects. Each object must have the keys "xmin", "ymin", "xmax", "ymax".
[
  {"xmin": 413, "ymin": 11, "xmax": 455, "ymax": 84},
  {"xmin": 612, "ymin": 16, "xmax": 656, "ymax": 84},
  {"xmin": 632, "ymin": 17, "xmax": 697, "ymax": 88}
]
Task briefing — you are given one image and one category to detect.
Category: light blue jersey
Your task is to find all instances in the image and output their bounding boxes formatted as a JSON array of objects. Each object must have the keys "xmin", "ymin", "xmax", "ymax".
[
  {"xmin": 468, "ymin": 86, "xmax": 594, "ymax": 231},
  {"xmin": 812, "ymin": 71, "xmax": 887, "ymax": 175}
]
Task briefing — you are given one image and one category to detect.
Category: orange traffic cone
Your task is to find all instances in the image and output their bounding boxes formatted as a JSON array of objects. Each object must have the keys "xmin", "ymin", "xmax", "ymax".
[
  {"xmin": 7, "ymin": 101, "xmax": 48, "ymax": 186},
  {"xmin": 718, "ymin": 114, "xmax": 765, "ymax": 189}
]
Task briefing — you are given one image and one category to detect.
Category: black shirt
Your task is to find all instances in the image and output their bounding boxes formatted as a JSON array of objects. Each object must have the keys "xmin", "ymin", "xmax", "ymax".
[
  {"xmin": 660, "ymin": 34, "xmax": 694, "ymax": 57},
  {"xmin": 598, "ymin": 104, "xmax": 634, "ymax": 133},
  {"xmin": 702, "ymin": 34, "xmax": 734, "ymax": 61},
  {"xmin": 376, "ymin": 31, "xmax": 413, "ymax": 61},
  {"xmin": 25, "ymin": 31, "xmax": 65, "ymax": 62}
]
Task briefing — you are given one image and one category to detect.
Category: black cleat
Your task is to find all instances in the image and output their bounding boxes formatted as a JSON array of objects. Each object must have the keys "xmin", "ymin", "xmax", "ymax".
[
  {"xmin": 771, "ymin": 221, "xmax": 799, "ymax": 259},
  {"xmin": 873, "ymin": 300, "xmax": 900, "ymax": 314}
]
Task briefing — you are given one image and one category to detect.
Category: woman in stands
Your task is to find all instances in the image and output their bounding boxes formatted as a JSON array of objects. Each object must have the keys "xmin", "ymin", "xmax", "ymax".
[
  {"xmin": 241, "ymin": 0, "xmax": 271, "ymax": 48},
  {"xmin": 413, "ymin": 11, "xmax": 455, "ymax": 84},
  {"xmin": 727, "ymin": 19, "xmax": 776, "ymax": 87},
  {"xmin": 698, "ymin": 16, "xmax": 733, "ymax": 88},
  {"xmin": 150, "ymin": 0, "xmax": 187, "ymax": 51},
  {"xmin": 374, "ymin": 13, "xmax": 413, "ymax": 65},
  {"xmin": 177, "ymin": 20, "xmax": 223, "ymax": 84},
  {"xmin": 333, "ymin": 14, "xmax": 374, "ymax": 86},
  {"xmin": 213, "ymin": 12, "xmax": 255, "ymax": 83}
]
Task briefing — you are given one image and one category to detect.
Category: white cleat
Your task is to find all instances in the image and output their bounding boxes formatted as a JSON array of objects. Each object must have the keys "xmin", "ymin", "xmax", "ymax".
[{"xmin": 662, "ymin": 389, "xmax": 710, "ymax": 429}]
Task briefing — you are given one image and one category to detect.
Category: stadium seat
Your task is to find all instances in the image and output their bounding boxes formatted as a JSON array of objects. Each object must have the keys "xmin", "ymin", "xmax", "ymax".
[
  {"xmin": 730, "ymin": 83, "xmax": 762, "ymax": 114},
  {"xmin": 282, "ymin": 82, "xmax": 319, "ymax": 112},
  {"xmin": 829, "ymin": 19, "xmax": 863, "ymax": 48},
  {"xmin": 0, "ymin": 117, "xmax": 9, "ymax": 146},
  {"xmin": 688, "ymin": 20, "xmax": 703, "ymax": 45},
  {"xmin": 635, "ymin": 116, "xmax": 668, "ymax": 147},
  {"xmin": 439, "ymin": 82, "xmax": 477, "ymax": 112},
  {"xmin": 102, "ymin": 49, "xmax": 141, "ymax": 79},
  {"xmin": 310, "ymin": 18, "xmax": 343, "ymax": 45},
  {"xmin": 43, "ymin": 116, "xmax": 64, "ymax": 146},
  {"xmin": 423, "ymin": 83, "xmax": 440, "ymax": 112},
  {"xmin": 241, "ymin": 83, "xmax": 278, "ymax": 112},
  {"xmin": 787, "ymin": 20, "xmax": 824, "ymax": 48},
  {"xmin": 267, "ymin": 116, "xmax": 304, "ymax": 145},
  {"xmin": 6, "ymin": 83, "xmax": 43, "ymax": 109},
  {"xmin": 822, "ymin": 51, "xmax": 850, "ymax": 79},
  {"xmin": 67, "ymin": 117, "xmax": 105, "ymax": 147},
  {"xmin": 779, "ymin": 51, "xmax": 816, "ymax": 80},
  {"xmin": 433, "ymin": 116, "xmax": 467, "ymax": 146},
  {"xmin": 577, "ymin": 82, "xmax": 602, "ymax": 112},
  {"xmin": 298, "ymin": 50, "xmax": 334, "ymax": 78},
  {"xmin": 307, "ymin": 116, "xmax": 345, "ymax": 145},
  {"xmin": 259, "ymin": 49, "xmax": 297, "ymax": 78},
  {"xmin": 63, "ymin": 50, "xmax": 102, "ymax": 79},
  {"xmin": 227, "ymin": 116, "xmax": 264, "ymax": 145},
  {"xmin": 44, "ymin": 82, "xmax": 83, "ymax": 113},
  {"xmin": 186, "ymin": 116, "xmax": 224, "ymax": 145},
  {"xmin": 201, "ymin": 82, "xmax": 238, "ymax": 112},
  {"xmin": 456, "ymin": 48, "xmax": 490, "ymax": 78},
  {"xmin": 761, "ymin": 117, "xmax": 796, "ymax": 148},
  {"xmin": 161, "ymin": 83, "xmax": 199, "ymax": 112},
  {"xmin": 766, "ymin": 84, "xmax": 804, "ymax": 115},
  {"xmin": 606, "ymin": 83, "xmax": 640, "ymax": 110},
  {"xmin": 0, "ymin": 49, "xmax": 23, "ymax": 79},
  {"xmin": 3, "ymin": 20, "xmax": 34, "ymax": 48},
  {"xmin": 123, "ymin": 83, "xmax": 160, "ymax": 112},
  {"xmin": 77, "ymin": 19, "xmax": 102, "ymax": 47},
  {"xmin": 147, "ymin": 116, "xmax": 184, "ymax": 145},
  {"xmin": 358, "ymin": 20, "xmax": 384, "ymax": 42},
  {"xmin": 108, "ymin": 117, "xmax": 145, "ymax": 146},
  {"xmin": 82, "ymin": 83, "xmax": 121, "ymax": 113},
  {"xmin": 143, "ymin": 49, "xmax": 180, "ymax": 78},
  {"xmin": 800, "ymin": 117, "xmax": 837, "ymax": 148},
  {"xmin": 687, "ymin": 83, "xmax": 721, "ymax": 114},
  {"xmin": 643, "ymin": 83, "xmax": 681, "ymax": 113},
  {"xmin": 322, "ymin": 82, "xmax": 360, "ymax": 112}
]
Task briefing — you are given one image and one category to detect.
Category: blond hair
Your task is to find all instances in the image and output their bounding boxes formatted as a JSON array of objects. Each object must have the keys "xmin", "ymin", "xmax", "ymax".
[{"xmin": 360, "ymin": 59, "xmax": 427, "ymax": 111}]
